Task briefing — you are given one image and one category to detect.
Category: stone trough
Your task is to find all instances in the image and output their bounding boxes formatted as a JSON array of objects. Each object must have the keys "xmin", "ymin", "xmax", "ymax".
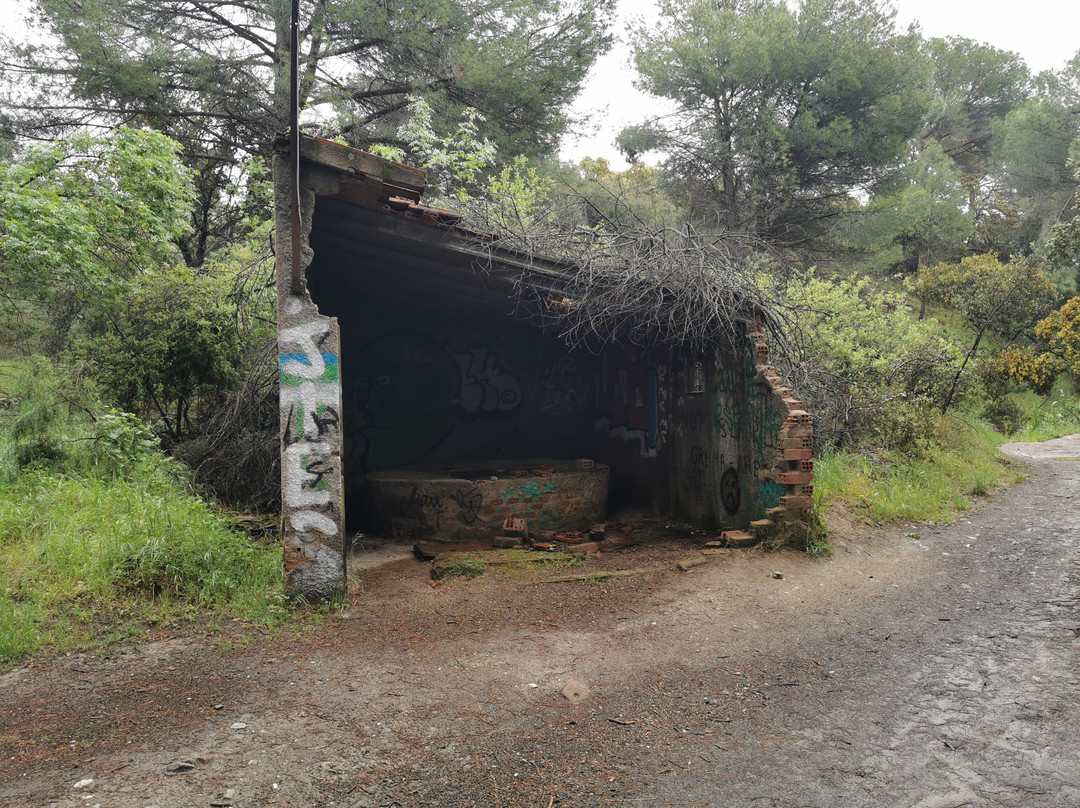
[{"xmin": 364, "ymin": 459, "xmax": 609, "ymax": 540}]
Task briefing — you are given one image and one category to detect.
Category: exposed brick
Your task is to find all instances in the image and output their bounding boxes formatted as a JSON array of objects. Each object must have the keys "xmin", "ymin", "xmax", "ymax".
[
  {"xmin": 765, "ymin": 507, "xmax": 797, "ymax": 522},
  {"xmin": 798, "ymin": 485, "xmax": 814, "ymax": 497},
  {"xmin": 783, "ymin": 447, "xmax": 813, "ymax": 461},
  {"xmin": 783, "ymin": 436, "xmax": 813, "ymax": 451},
  {"xmin": 782, "ymin": 423, "xmax": 813, "ymax": 439},
  {"xmin": 779, "ymin": 495, "xmax": 812, "ymax": 511},
  {"xmin": 799, "ymin": 459, "xmax": 814, "ymax": 473},
  {"xmin": 778, "ymin": 471, "xmax": 813, "ymax": 486},
  {"xmin": 786, "ymin": 410, "xmax": 813, "ymax": 425}
]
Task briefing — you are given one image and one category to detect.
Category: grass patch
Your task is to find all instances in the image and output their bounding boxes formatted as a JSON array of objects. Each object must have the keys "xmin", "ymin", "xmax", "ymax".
[
  {"xmin": 0, "ymin": 361, "xmax": 291, "ymax": 667},
  {"xmin": 430, "ymin": 549, "xmax": 584, "ymax": 580},
  {"xmin": 1013, "ymin": 393, "xmax": 1080, "ymax": 442},
  {"xmin": 814, "ymin": 414, "xmax": 1025, "ymax": 524},
  {"xmin": 0, "ymin": 461, "xmax": 290, "ymax": 665}
]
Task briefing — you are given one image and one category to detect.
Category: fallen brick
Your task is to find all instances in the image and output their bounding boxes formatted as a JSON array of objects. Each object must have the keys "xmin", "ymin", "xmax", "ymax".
[
  {"xmin": 555, "ymin": 533, "xmax": 586, "ymax": 545},
  {"xmin": 562, "ymin": 680, "xmax": 590, "ymax": 703},
  {"xmin": 413, "ymin": 541, "xmax": 493, "ymax": 560},
  {"xmin": 598, "ymin": 537, "xmax": 639, "ymax": 552},
  {"xmin": 677, "ymin": 555, "xmax": 708, "ymax": 571},
  {"xmin": 720, "ymin": 530, "xmax": 757, "ymax": 548},
  {"xmin": 570, "ymin": 541, "xmax": 600, "ymax": 555},
  {"xmin": 502, "ymin": 517, "xmax": 529, "ymax": 540}
]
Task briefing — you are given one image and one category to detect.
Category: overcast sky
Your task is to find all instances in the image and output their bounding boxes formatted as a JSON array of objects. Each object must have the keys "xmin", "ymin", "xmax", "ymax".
[{"xmin": 560, "ymin": 0, "xmax": 1080, "ymax": 167}]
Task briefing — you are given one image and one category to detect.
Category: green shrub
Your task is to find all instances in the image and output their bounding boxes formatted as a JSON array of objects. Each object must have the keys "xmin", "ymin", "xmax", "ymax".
[
  {"xmin": 981, "ymin": 397, "xmax": 1024, "ymax": 435},
  {"xmin": 779, "ymin": 272, "xmax": 963, "ymax": 453}
]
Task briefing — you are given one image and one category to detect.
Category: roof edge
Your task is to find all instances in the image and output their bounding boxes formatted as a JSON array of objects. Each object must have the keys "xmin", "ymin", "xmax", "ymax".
[{"xmin": 273, "ymin": 132, "xmax": 426, "ymax": 195}]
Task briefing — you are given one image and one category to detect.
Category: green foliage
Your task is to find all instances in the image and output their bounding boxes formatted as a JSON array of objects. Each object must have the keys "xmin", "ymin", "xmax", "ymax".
[
  {"xmin": 1015, "ymin": 397, "xmax": 1080, "ymax": 442},
  {"xmin": 564, "ymin": 158, "xmax": 685, "ymax": 230},
  {"xmin": 396, "ymin": 97, "xmax": 497, "ymax": 201},
  {"xmin": 78, "ymin": 261, "xmax": 271, "ymax": 442},
  {"xmin": 913, "ymin": 253, "xmax": 1059, "ymax": 411},
  {"xmin": 1043, "ymin": 160, "xmax": 1080, "ymax": 295},
  {"xmin": 481, "ymin": 156, "xmax": 555, "ymax": 233},
  {"xmin": 2, "ymin": 0, "xmax": 614, "ymax": 262},
  {"xmin": 987, "ymin": 54, "xmax": 1080, "ymax": 253},
  {"xmin": 1031, "ymin": 296, "xmax": 1080, "ymax": 382},
  {"xmin": 0, "ymin": 365, "xmax": 289, "ymax": 665},
  {"xmin": 842, "ymin": 141, "xmax": 973, "ymax": 273},
  {"xmin": 781, "ymin": 272, "xmax": 962, "ymax": 451},
  {"xmin": 982, "ymin": 346, "xmax": 1059, "ymax": 397},
  {"xmin": 923, "ymin": 36, "xmax": 1031, "ymax": 182},
  {"xmin": 980, "ymin": 396, "xmax": 1025, "ymax": 435},
  {"xmin": 0, "ymin": 127, "xmax": 191, "ymax": 301},
  {"xmin": 623, "ymin": 0, "xmax": 929, "ymax": 240}
]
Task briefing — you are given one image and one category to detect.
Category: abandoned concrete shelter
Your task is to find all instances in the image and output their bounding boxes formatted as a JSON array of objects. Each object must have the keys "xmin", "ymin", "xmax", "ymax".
[{"xmin": 274, "ymin": 135, "xmax": 814, "ymax": 599}]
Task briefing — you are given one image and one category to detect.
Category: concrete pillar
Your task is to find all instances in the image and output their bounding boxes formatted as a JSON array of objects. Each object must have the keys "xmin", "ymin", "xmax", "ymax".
[{"xmin": 274, "ymin": 153, "xmax": 345, "ymax": 600}]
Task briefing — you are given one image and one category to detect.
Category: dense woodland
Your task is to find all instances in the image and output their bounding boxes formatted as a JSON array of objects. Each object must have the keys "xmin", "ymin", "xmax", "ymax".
[{"xmin": 1, "ymin": 0, "xmax": 1079, "ymax": 652}]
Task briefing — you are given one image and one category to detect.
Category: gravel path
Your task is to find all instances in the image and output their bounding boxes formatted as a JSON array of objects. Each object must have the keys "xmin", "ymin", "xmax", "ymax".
[{"xmin": 2, "ymin": 435, "xmax": 1078, "ymax": 808}]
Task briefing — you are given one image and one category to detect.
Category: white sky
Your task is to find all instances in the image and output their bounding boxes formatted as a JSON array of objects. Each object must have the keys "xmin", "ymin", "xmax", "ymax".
[{"xmin": 560, "ymin": 0, "xmax": 1080, "ymax": 167}]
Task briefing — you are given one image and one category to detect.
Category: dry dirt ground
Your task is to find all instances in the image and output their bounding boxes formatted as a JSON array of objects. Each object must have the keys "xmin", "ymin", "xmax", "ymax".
[{"xmin": 2, "ymin": 434, "xmax": 1079, "ymax": 808}]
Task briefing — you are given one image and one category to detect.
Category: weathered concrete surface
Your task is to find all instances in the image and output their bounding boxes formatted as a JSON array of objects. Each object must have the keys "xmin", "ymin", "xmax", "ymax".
[
  {"xmin": 2, "ymin": 436, "xmax": 1078, "ymax": 807},
  {"xmin": 364, "ymin": 461, "xmax": 609, "ymax": 539}
]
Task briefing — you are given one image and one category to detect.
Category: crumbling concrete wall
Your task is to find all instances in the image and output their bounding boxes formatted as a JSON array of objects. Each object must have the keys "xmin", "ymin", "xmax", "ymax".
[
  {"xmin": 274, "ymin": 156, "xmax": 346, "ymax": 601},
  {"xmin": 596, "ymin": 328, "xmax": 812, "ymax": 534}
]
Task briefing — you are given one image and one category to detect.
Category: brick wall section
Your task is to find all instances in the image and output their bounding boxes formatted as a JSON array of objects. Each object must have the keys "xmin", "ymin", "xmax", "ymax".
[
  {"xmin": 748, "ymin": 327, "xmax": 813, "ymax": 528},
  {"xmin": 364, "ymin": 465, "xmax": 609, "ymax": 540}
]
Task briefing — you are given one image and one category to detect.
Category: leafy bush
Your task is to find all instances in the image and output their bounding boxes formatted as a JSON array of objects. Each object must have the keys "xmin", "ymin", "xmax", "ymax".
[
  {"xmin": 981, "ymin": 396, "xmax": 1024, "ymax": 435},
  {"xmin": 778, "ymin": 273, "xmax": 963, "ymax": 452}
]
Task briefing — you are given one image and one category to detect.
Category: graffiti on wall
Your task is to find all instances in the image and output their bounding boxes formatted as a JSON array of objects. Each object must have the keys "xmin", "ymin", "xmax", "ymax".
[
  {"xmin": 599, "ymin": 347, "xmax": 668, "ymax": 458},
  {"xmin": 538, "ymin": 355, "xmax": 590, "ymax": 415},
  {"xmin": 686, "ymin": 443, "xmax": 706, "ymax": 494},
  {"xmin": 280, "ymin": 308, "xmax": 342, "ymax": 551},
  {"xmin": 346, "ymin": 333, "xmax": 523, "ymax": 472},
  {"xmin": 453, "ymin": 346, "xmax": 522, "ymax": 414},
  {"xmin": 720, "ymin": 467, "xmax": 741, "ymax": 515},
  {"xmin": 493, "ymin": 480, "xmax": 559, "ymax": 527},
  {"xmin": 708, "ymin": 350, "xmax": 786, "ymax": 521},
  {"xmin": 758, "ymin": 479, "xmax": 786, "ymax": 514},
  {"xmin": 712, "ymin": 355, "xmax": 783, "ymax": 452}
]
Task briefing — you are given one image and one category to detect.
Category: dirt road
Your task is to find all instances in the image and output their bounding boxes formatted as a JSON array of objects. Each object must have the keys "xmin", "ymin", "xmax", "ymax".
[{"xmin": 2, "ymin": 435, "xmax": 1078, "ymax": 808}]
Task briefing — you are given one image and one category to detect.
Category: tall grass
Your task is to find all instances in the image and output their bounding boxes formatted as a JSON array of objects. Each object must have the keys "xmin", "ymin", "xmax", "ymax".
[
  {"xmin": 0, "ymin": 361, "xmax": 288, "ymax": 665},
  {"xmin": 1013, "ymin": 398, "xmax": 1080, "ymax": 442},
  {"xmin": 814, "ymin": 414, "xmax": 1026, "ymax": 524}
]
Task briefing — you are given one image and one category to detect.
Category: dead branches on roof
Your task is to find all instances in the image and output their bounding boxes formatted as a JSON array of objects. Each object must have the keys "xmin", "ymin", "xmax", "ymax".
[{"xmin": 460, "ymin": 190, "xmax": 791, "ymax": 356}]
